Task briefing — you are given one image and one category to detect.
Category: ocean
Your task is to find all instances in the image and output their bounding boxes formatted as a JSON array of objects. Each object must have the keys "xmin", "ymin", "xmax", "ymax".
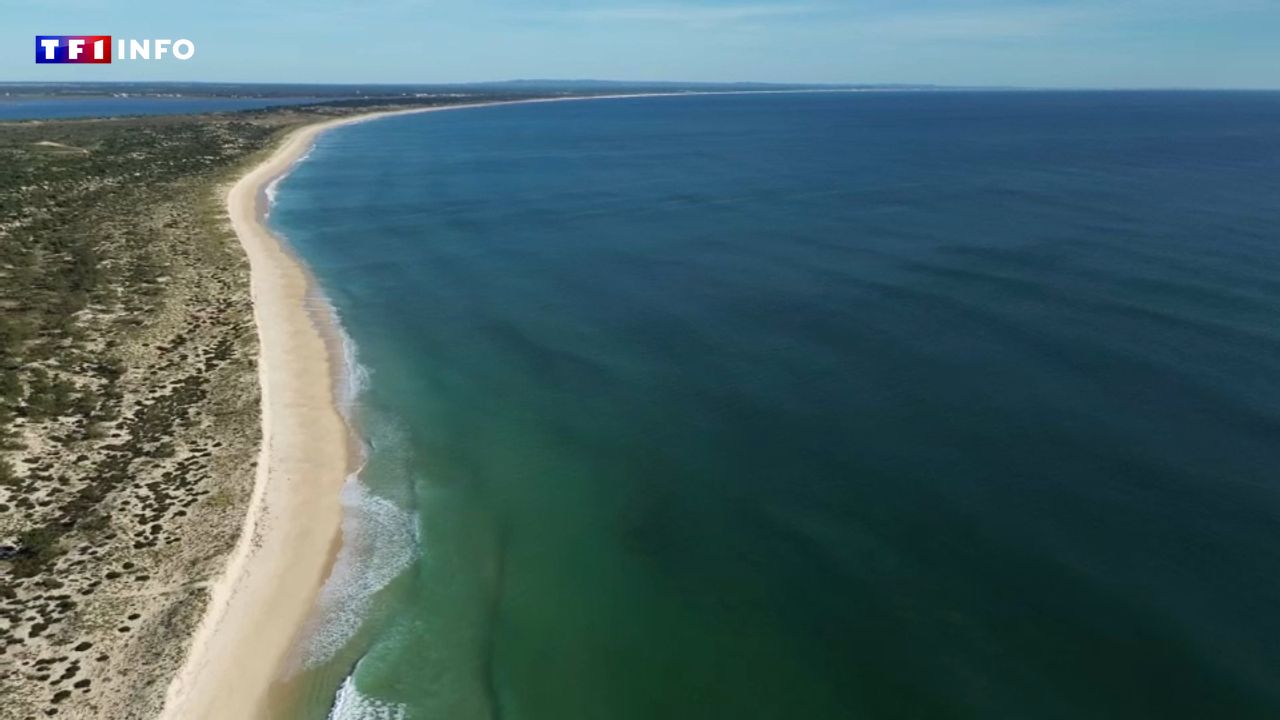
[{"xmin": 268, "ymin": 91, "xmax": 1280, "ymax": 719}]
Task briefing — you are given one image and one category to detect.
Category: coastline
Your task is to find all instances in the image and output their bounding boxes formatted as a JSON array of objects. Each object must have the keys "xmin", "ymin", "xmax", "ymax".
[
  {"xmin": 157, "ymin": 98, "xmax": 592, "ymax": 720},
  {"xmin": 160, "ymin": 90, "xmax": 846, "ymax": 720},
  {"xmin": 102, "ymin": 88, "xmax": 1280, "ymax": 717},
  {"xmin": 157, "ymin": 111, "xmax": 361, "ymax": 720},
  {"xmin": 157, "ymin": 102, "xmax": 497, "ymax": 719}
]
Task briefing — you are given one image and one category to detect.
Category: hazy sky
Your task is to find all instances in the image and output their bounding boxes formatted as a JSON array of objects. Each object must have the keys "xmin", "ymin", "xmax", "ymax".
[{"xmin": 3, "ymin": 0, "xmax": 1278, "ymax": 87}]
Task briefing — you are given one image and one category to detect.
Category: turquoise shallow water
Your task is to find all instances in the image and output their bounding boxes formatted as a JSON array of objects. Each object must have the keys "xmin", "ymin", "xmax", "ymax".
[{"xmin": 270, "ymin": 92, "xmax": 1280, "ymax": 719}]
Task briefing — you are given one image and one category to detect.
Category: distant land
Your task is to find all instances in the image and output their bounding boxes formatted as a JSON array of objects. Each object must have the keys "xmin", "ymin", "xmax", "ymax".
[
  {"xmin": 0, "ymin": 80, "xmax": 953, "ymax": 100},
  {"xmin": 0, "ymin": 81, "xmax": 971, "ymax": 123},
  {"xmin": 7, "ymin": 81, "xmax": 1273, "ymax": 104}
]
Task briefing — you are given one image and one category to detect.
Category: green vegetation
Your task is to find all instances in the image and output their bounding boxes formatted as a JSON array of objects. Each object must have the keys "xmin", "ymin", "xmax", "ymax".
[
  {"xmin": 0, "ymin": 96, "xmax": 557, "ymax": 718},
  {"xmin": 10, "ymin": 526, "xmax": 59, "ymax": 578},
  {"xmin": 1, "ymin": 117, "xmax": 278, "ymax": 457}
]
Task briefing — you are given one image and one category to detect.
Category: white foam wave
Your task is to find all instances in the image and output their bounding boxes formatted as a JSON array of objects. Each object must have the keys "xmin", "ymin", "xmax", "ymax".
[
  {"xmin": 332, "ymin": 310, "xmax": 371, "ymax": 415},
  {"xmin": 285, "ymin": 297, "xmax": 416, "ymax": 670},
  {"xmin": 308, "ymin": 294, "xmax": 370, "ymax": 415},
  {"xmin": 264, "ymin": 175, "xmax": 282, "ymax": 213},
  {"xmin": 328, "ymin": 673, "xmax": 407, "ymax": 720},
  {"xmin": 264, "ymin": 145, "xmax": 314, "ymax": 217},
  {"xmin": 295, "ymin": 474, "xmax": 418, "ymax": 669}
]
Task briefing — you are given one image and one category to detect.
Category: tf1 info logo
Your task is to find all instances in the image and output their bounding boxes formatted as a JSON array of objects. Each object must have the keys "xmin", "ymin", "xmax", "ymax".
[{"xmin": 36, "ymin": 36, "xmax": 196, "ymax": 64}]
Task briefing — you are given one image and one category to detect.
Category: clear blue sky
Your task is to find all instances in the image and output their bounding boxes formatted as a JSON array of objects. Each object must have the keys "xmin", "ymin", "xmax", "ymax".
[{"xmin": 3, "ymin": 0, "xmax": 1278, "ymax": 88}]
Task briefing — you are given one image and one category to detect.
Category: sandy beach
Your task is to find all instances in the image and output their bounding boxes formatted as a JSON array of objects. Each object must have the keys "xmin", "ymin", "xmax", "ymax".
[
  {"xmin": 158, "ymin": 91, "xmax": 832, "ymax": 719},
  {"xmin": 156, "ymin": 106, "xmax": 467, "ymax": 720},
  {"xmin": 155, "ymin": 118, "xmax": 346, "ymax": 720},
  {"xmin": 158, "ymin": 101, "xmax": 544, "ymax": 720}
]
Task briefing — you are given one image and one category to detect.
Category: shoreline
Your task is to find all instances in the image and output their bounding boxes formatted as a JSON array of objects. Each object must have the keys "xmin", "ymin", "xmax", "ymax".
[
  {"xmin": 155, "ymin": 97, "xmax": 601, "ymax": 720},
  {"xmin": 160, "ymin": 90, "xmax": 829, "ymax": 720},
  {"xmin": 158, "ymin": 100, "xmax": 515, "ymax": 719},
  {"xmin": 157, "ymin": 110, "xmax": 366, "ymax": 720}
]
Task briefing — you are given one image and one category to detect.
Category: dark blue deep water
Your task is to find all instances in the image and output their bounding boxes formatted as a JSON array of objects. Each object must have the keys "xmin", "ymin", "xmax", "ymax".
[{"xmin": 270, "ymin": 92, "xmax": 1280, "ymax": 719}]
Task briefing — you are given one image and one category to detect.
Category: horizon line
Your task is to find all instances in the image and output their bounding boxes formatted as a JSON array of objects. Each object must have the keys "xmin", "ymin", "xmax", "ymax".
[{"xmin": 1, "ymin": 79, "xmax": 1280, "ymax": 93}]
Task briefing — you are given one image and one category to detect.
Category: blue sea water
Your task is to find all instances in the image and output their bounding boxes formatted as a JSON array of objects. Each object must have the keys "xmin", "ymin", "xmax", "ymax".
[
  {"xmin": 269, "ymin": 91, "xmax": 1280, "ymax": 719},
  {"xmin": 0, "ymin": 96, "xmax": 327, "ymax": 120}
]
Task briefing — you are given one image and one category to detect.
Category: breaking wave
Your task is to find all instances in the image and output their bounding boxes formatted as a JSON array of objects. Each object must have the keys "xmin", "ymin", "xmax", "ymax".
[
  {"xmin": 328, "ymin": 672, "xmax": 407, "ymax": 720},
  {"xmin": 287, "ymin": 300, "xmax": 418, "ymax": 671},
  {"xmin": 295, "ymin": 473, "xmax": 418, "ymax": 669},
  {"xmin": 264, "ymin": 145, "xmax": 315, "ymax": 217}
]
